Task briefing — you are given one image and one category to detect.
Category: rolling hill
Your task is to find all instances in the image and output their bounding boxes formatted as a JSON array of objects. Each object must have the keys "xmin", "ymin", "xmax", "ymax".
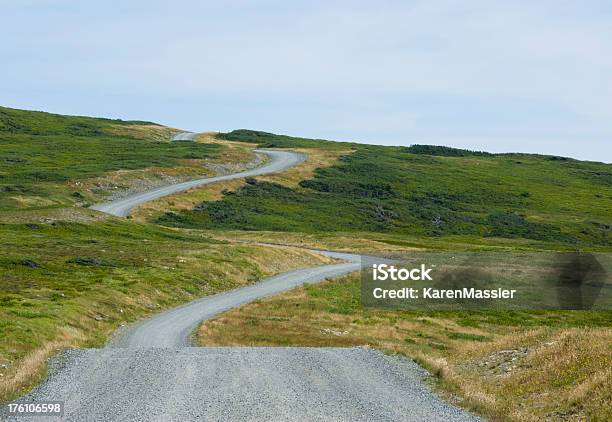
[{"xmin": 159, "ymin": 130, "xmax": 611, "ymax": 250}]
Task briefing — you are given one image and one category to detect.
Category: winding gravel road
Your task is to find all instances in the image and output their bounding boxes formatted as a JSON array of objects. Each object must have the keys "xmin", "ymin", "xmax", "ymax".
[
  {"xmin": 91, "ymin": 146, "xmax": 304, "ymax": 217},
  {"xmin": 8, "ymin": 256, "xmax": 480, "ymax": 422},
  {"xmin": 112, "ymin": 250, "xmax": 363, "ymax": 348},
  {"xmin": 5, "ymin": 135, "xmax": 481, "ymax": 421}
]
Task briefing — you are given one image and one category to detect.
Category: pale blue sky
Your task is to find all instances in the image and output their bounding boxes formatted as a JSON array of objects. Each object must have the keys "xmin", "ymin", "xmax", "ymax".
[{"xmin": 2, "ymin": 0, "xmax": 611, "ymax": 161}]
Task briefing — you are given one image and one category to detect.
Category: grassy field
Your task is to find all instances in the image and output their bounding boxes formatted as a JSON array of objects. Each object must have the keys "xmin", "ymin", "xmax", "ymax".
[
  {"xmin": 198, "ymin": 273, "xmax": 612, "ymax": 421},
  {"xmin": 159, "ymin": 130, "xmax": 611, "ymax": 249}
]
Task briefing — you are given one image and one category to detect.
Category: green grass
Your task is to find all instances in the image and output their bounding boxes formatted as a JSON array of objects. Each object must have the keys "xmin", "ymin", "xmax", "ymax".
[
  {"xmin": 159, "ymin": 130, "xmax": 611, "ymax": 249},
  {"xmin": 0, "ymin": 109, "xmax": 340, "ymax": 401},
  {"xmin": 0, "ymin": 106, "xmax": 220, "ymax": 211},
  {"xmin": 0, "ymin": 220, "xmax": 217, "ymax": 359}
]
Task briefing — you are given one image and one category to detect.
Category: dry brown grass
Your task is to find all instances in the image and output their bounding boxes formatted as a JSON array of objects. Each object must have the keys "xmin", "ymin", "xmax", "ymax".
[
  {"xmin": 204, "ymin": 230, "xmax": 424, "ymax": 254},
  {"xmin": 107, "ymin": 123, "xmax": 179, "ymax": 141},
  {"xmin": 0, "ymin": 327, "xmax": 86, "ymax": 401},
  {"xmin": 433, "ymin": 327, "xmax": 612, "ymax": 421},
  {"xmin": 197, "ymin": 229, "xmax": 511, "ymax": 255},
  {"xmin": 257, "ymin": 147, "xmax": 352, "ymax": 188},
  {"xmin": 195, "ymin": 133, "xmax": 259, "ymax": 162},
  {"xmin": 131, "ymin": 179, "xmax": 245, "ymax": 222},
  {"xmin": 197, "ymin": 274, "xmax": 612, "ymax": 421},
  {"xmin": 6, "ymin": 196, "xmax": 58, "ymax": 208},
  {"xmin": 72, "ymin": 163, "xmax": 217, "ymax": 201}
]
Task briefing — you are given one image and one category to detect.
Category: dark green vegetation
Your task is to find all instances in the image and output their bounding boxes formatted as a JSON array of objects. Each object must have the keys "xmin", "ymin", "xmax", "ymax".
[
  {"xmin": 0, "ymin": 106, "xmax": 219, "ymax": 211},
  {"xmin": 404, "ymin": 144, "xmax": 492, "ymax": 157},
  {"xmin": 160, "ymin": 130, "xmax": 611, "ymax": 249},
  {"xmin": 217, "ymin": 129, "xmax": 353, "ymax": 150}
]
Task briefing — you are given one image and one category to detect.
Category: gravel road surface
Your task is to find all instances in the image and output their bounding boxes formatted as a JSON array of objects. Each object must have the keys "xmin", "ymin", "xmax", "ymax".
[
  {"xmin": 9, "ymin": 348, "xmax": 479, "ymax": 422},
  {"xmin": 91, "ymin": 148, "xmax": 304, "ymax": 217}
]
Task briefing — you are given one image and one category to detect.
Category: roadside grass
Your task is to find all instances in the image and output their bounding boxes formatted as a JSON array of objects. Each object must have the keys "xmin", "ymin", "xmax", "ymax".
[
  {"xmin": 255, "ymin": 147, "xmax": 352, "ymax": 188},
  {"xmin": 200, "ymin": 228, "xmax": 612, "ymax": 255},
  {"xmin": 129, "ymin": 133, "xmax": 263, "ymax": 221},
  {"xmin": 72, "ymin": 133, "xmax": 267, "ymax": 213},
  {"xmin": 132, "ymin": 179, "xmax": 249, "ymax": 222},
  {"xmin": 158, "ymin": 130, "xmax": 611, "ymax": 248},
  {"xmin": 197, "ymin": 273, "xmax": 612, "ymax": 421},
  {"xmin": 194, "ymin": 132, "xmax": 260, "ymax": 168},
  {"xmin": 0, "ymin": 208, "xmax": 112, "ymax": 225},
  {"xmin": 0, "ymin": 219, "xmax": 333, "ymax": 402}
]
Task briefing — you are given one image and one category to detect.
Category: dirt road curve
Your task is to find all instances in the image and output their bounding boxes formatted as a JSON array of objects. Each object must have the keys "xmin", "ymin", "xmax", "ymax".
[
  {"xmin": 91, "ymin": 148, "xmax": 305, "ymax": 217},
  {"xmin": 112, "ymin": 250, "xmax": 363, "ymax": 348}
]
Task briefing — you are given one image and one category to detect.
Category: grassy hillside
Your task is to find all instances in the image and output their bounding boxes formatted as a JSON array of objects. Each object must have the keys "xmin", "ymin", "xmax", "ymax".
[
  {"xmin": 0, "ymin": 109, "xmax": 337, "ymax": 401},
  {"xmin": 159, "ymin": 130, "xmax": 611, "ymax": 249},
  {"xmin": 0, "ymin": 106, "xmax": 222, "ymax": 211},
  {"xmin": 0, "ymin": 219, "xmax": 331, "ymax": 401}
]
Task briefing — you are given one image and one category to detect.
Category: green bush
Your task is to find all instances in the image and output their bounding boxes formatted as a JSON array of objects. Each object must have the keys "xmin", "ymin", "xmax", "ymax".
[{"xmin": 404, "ymin": 144, "xmax": 493, "ymax": 157}]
